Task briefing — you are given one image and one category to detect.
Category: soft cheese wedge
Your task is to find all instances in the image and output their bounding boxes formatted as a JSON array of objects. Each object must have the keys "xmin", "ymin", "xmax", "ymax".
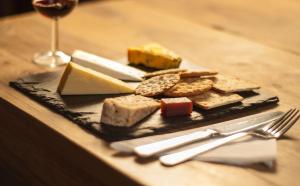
[
  {"xmin": 101, "ymin": 95, "xmax": 160, "ymax": 127},
  {"xmin": 72, "ymin": 50, "xmax": 145, "ymax": 81},
  {"xmin": 57, "ymin": 62, "xmax": 135, "ymax": 95}
]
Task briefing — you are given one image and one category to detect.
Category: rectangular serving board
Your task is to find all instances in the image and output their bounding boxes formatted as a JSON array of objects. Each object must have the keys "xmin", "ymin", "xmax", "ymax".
[{"xmin": 9, "ymin": 59, "xmax": 279, "ymax": 141}]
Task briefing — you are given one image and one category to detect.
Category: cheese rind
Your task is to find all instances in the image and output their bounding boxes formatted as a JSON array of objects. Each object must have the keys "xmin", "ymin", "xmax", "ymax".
[
  {"xmin": 101, "ymin": 95, "xmax": 160, "ymax": 127},
  {"xmin": 57, "ymin": 62, "xmax": 134, "ymax": 95},
  {"xmin": 128, "ymin": 43, "xmax": 182, "ymax": 70}
]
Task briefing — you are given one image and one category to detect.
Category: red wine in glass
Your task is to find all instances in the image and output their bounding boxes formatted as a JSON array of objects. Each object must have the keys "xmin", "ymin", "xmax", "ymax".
[
  {"xmin": 33, "ymin": 0, "xmax": 77, "ymax": 18},
  {"xmin": 32, "ymin": 0, "xmax": 78, "ymax": 67}
]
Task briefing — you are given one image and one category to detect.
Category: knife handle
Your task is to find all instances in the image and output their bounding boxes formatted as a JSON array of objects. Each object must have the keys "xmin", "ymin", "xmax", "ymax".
[
  {"xmin": 134, "ymin": 129, "xmax": 216, "ymax": 157},
  {"xmin": 159, "ymin": 132, "xmax": 248, "ymax": 166}
]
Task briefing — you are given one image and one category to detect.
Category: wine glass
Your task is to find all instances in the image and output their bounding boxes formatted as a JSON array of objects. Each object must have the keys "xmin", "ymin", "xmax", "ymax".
[{"xmin": 32, "ymin": 0, "xmax": 78, "ymax": 67}]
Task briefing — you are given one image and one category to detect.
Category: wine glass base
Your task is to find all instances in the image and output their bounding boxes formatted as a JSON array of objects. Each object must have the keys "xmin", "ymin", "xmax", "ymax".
[{"xmin": 33, "ymin": 51, "xmax": 71, "ymax": 68}]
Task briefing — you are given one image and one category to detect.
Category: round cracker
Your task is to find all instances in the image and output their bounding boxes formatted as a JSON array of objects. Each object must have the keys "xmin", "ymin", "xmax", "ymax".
[
  {"xmin": 135, "ymin": 74, "xmax": 180, "ymax": 97},
  {"xmin": 143, "ymin": 69, "xmax": 187, "ymax": 79},
  {"xmin": 164, "ymin": 78, "xmax": 213, "ymax": 97}
]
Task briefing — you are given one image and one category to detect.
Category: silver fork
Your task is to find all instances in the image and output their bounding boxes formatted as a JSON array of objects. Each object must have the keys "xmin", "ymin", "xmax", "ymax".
[
  {"xmin": 134, "ymin": 112, "xmax": 281, "ymax": 157},
  {"xmin": 160, "ymin": 108, "xmax": 300, "ymax": 166}
]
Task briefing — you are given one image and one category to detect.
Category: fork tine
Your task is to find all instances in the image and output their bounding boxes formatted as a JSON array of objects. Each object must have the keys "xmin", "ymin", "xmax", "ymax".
[
  {"xmin": 273, "ymin": 110, "xmax": 300, "ymax": 138},
  {"xmin": 267, "ymin": 108, "xmax": 298, "ymax": 135},
  {"xmin": 269, "ymin": 109, "xmax": 299, "ymax": 134},
  {"xmin": 264, "ymin": 108, "xmax": 294, "ymax": 132}
]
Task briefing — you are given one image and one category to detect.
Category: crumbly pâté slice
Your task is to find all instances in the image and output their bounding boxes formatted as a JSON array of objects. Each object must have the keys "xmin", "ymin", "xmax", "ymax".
[
  {"xmin": 190, "ymin": 90, "xmax": 244, "ymax": 109},
  {"xmin": 164, "ymin": 78, "xmax": 213, "ymax": 97},
  {"xmin": 101, "ymin": 95, "xmax": 160, "ymax": 127},
  {"xmin": 143, "ymin": 68, "xmax": 187, "ymax": 79},
  {"xmin": 212, "ymin": 75, "xmax": 260, "ymax": 93},
  {"xmin": 135, "ymin": 74, "xmax": 180, "ymax": 97},
  {"xmin": 180, "ymin": 69, "xmax": 218, "ymax": 78}
]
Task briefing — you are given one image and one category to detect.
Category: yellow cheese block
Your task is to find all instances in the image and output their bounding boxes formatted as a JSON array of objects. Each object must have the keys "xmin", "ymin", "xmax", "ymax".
[
  {"xmin": 57, "ymin": 62, "xmax": 135, "ymax": 95},
  {"xmin": 128, "ymin": 43, "xmax": 182, "ymax": 70}
]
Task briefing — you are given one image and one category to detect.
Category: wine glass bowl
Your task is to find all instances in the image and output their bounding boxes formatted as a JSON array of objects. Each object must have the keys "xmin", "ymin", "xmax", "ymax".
[
  {"xmin": 32, "ymin": 0, "xmax": 78, "ymax": 67},
  {"xmin": 33, "ymin": 0, "xmax": 77, "ymax": 18}
]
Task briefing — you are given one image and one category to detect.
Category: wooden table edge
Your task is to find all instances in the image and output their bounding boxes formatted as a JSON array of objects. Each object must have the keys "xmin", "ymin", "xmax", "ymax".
[{"xmin": 0, "ymin": 84, "xmax": 142, "ymax": 186}]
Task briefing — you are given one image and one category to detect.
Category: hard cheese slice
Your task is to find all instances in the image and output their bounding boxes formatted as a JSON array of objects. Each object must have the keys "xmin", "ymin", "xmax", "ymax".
[
  {"xmin": 101, "ymin": 95, "xmax": 160, "ymax": 127},
  {"xmin": 128, "ymin": 43, "xmax": 182, "ymax": 70},
  {"xmin": 57, "ymin": 62, "xmax": 135, "ymax": 95}
]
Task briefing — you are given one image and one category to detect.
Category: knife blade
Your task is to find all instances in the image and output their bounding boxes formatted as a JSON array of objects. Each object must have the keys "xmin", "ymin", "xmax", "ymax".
[{"xmin": 131, "ymin": 111, "xmax": 283, "ymax": 157}]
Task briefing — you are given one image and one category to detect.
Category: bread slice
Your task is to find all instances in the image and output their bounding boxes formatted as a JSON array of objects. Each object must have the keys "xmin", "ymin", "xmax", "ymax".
[{"xmin": 190, "ymin": 90, "xmax": 244, "ymax": 109}]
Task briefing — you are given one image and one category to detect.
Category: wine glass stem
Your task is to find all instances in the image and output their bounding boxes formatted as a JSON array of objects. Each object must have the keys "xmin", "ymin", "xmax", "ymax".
[{"xmin": 51, "ymin": 18, "xmax": 59, "ymax": 55}]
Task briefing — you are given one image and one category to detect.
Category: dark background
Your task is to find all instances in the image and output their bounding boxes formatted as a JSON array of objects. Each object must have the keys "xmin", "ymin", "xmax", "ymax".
[{"xmin": 0, "ymin": 0, "xmax": 94, "ymax": 17}]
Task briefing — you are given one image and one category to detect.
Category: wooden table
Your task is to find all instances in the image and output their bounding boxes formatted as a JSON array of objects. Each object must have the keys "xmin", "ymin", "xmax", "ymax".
[{"xmin": 0, "ymin": 0, "xmax": 299, "ymax": 185}]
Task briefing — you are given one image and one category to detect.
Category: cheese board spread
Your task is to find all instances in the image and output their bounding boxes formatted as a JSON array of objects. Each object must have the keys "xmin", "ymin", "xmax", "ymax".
[{"xmin": 9, "ymin": 45, "xmax": 279, "ymax": 141}]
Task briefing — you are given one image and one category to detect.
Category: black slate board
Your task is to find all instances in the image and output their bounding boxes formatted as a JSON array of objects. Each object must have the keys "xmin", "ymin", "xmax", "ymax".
[{"xmin": 9, "ymin": 69, "xmax": 279, "ymax": 142}]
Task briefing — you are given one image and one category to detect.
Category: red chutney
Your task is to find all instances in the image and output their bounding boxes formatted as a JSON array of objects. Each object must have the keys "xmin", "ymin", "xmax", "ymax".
[{"xmin": 161, "ymin": 97, "xmax": 193, "ymax": 117}]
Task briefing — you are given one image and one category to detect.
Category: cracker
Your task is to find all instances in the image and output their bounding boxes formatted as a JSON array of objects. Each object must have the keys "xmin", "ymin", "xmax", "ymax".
[
  {"xmin": 190, "ymin": 90, "xmax": 244, "ymax": 109},
  {"xmin": 143, "ymin": 69, "xmax": 187, "ymax": 78},
  {"xmin": 212, "ymin": 75, "xmax": 260, "ymax": 93},
  {"xmin": 164, "ymin": 78, "xmax": 213, "ymax": 97},
  {"xmin": 180, "ymin": 70, "xmax": 218, "ymax": 78},
  {"xmin": 135, "ymin": 74, "xmax": 180, "ymax": 97}
]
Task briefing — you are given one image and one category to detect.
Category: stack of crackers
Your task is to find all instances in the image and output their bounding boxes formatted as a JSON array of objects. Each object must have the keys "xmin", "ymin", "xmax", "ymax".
[{"xmin": 135, "ymin": 69, "xmax": 260, "ymax": 110}]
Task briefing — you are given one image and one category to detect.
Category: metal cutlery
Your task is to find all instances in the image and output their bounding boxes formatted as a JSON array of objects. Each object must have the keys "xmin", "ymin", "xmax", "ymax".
[
  {"xmin": 159, "ymin": 108, "xmax": 299, "ymax": 166},
  {"xmin": 134, "ymin": 111, "xmax": 282, "ymax": 157}
]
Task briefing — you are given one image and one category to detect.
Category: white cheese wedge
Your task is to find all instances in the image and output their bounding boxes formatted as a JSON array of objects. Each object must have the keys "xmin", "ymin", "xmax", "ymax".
[
  {"xmin": 101, "ymin": 95, "xmax": 160, "ymax": 127},
  {"xmin": 57, "ymin": 62, "xmax": 135, "ymax": 95},
  {"xmin": 72, "ymin": 50, "xmax": 145, "ymax": 81}
]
